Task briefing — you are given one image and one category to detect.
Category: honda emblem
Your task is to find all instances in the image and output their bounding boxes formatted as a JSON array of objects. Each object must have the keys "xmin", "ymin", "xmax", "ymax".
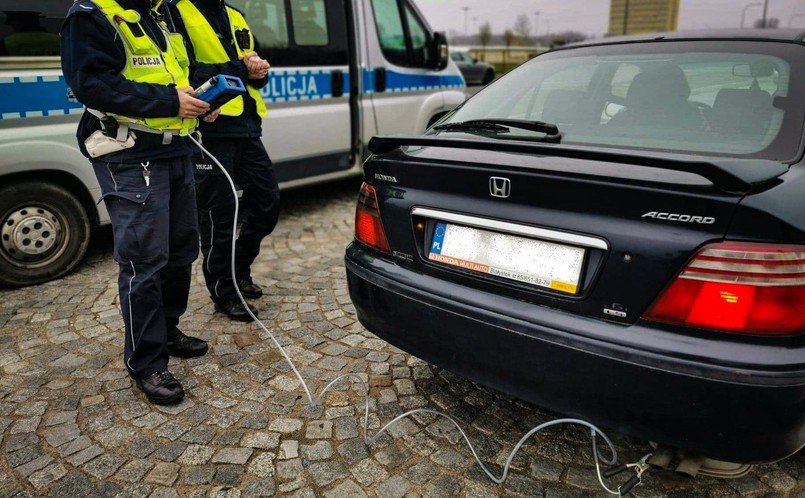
[{"xmin": 489, "ymin": 177, "xmax": 511, "ymax": 198}]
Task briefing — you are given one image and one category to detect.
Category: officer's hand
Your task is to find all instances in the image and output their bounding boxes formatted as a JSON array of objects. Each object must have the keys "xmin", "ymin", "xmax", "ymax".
[
  {"xmin": 203, "ymin": 108, "xmax": 221, "ymax": 123},
  {"xmin": 242, "ymin": 52, "xmax": 269, "ymax": 79},
  {"xmin": 177, "ymin": 87, "xmax": 210, "ymax": 119}
]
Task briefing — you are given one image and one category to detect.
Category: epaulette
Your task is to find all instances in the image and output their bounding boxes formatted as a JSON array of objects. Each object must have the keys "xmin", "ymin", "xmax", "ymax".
[{"xmin": 67, "ymin": 1, "xmax": 99, "ymax": 16}]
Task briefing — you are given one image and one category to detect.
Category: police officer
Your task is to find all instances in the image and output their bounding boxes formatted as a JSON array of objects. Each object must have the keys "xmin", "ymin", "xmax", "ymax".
[
  {"xmin": 61, "ymin": 0, "xmax": 213, "ymax": 404},
  {"xmin": 169, "ymin": 0, "xmax": 280, "ymax": 322}
]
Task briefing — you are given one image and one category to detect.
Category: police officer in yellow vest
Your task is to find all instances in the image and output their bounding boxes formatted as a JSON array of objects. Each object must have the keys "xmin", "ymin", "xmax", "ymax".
[
  {"xmin": 61, "ymin": 0, "xmax": 215, "ymax": 405},
  {"xmin": 169, "ymin": 0, "xmax": 280, "ymax": 322}
]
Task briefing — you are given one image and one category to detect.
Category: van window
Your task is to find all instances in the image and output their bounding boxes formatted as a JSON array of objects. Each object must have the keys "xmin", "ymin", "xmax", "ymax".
[
  {"xmin": 403, "ymin": 3, "xmax": 429, "ymax": 67},
  {"xmin": 371, "ymin": 0, "xmax": 431, "ymax": 68},
  {"xmin": 231, "ymin": 0, "xmax": 347, "ymax": 67},
  {"xmin": 0, "ymin": 4, "xmax": 67, "ymax": 57},
  {"xmin": 291, "ymin": 0, "xmax": 328, "ymax": 46},
  {"xmin": 240, "ymin": 0, "xmax": 289, "ymax": 49}
]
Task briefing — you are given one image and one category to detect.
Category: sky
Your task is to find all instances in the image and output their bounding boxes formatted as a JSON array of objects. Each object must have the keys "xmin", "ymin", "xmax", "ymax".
[{"xmin": 412, "ymin": 0, "xmax": 805, "ymax": 38}]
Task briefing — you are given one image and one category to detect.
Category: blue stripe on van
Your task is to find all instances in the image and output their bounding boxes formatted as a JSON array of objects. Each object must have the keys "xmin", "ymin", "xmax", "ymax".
[
  {"xmin": 0, "ymin": 76, "xmax": 83, "ymax": 119},
  {"xmin": 259, "ymin": 69, "xmax": 344, "ymax": 102},
  {"xmin": 0, "ymin": 68, "xmax": 464, "ymax": 119},
  {"xmin": 361, "ymin": 69, "xmax": 464, "ymax": 94}
]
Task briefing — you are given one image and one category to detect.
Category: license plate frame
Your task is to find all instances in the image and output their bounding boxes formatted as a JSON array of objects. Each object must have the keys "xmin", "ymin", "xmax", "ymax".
[{"xmin": 427, "ymin": 221, "xmax": 586, "ymax": 294}]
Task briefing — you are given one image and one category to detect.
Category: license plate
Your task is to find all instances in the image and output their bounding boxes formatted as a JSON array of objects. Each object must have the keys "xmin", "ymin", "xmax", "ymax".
[{"xmin": 428, "ymin": 222, "xmax": 585, "ymax": 294}]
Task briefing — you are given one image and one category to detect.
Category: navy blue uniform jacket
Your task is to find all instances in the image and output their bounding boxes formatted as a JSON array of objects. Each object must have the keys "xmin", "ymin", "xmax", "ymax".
[{"xmin": 61, "ymin": 0, "xmax": 191, "ymax": 161}]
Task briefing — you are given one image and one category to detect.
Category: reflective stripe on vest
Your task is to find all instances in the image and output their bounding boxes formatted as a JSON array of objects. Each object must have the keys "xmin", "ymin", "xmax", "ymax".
[
  {"xmin": 91, "ymin": 0, "xmax": 196, "ymax": 135},
  {"xmin": 174, "ymin": 0, "xmax": 267, "ymax": 118}
]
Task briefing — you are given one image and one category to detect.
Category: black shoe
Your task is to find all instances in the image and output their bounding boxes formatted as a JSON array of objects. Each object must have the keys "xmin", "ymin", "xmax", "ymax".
[
  {"xmin": 166, "ymin": 329, "xmax": 208, "ymax": 358},
  {"xmin": 237, "ymin": 277, "xmax": 263, "ymax": 299},
  {"xmin": 134, "ymin": 370, "xmax": 184, "ymax": 405},
  {"xmin": 215, "ymin": 299, "xmax": 258, "ymax": 322}
]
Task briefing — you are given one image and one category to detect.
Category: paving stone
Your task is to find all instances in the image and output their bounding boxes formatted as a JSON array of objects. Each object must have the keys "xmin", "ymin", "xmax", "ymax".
[
  {"xmin": 126, "ymin": 436, "xmax": 159, "ymax": 458},
  {"xmin": 376, "ymin": 475, "xmax": 411, "ymax": 498},
  {"xmin": 349, "ymin": 458, "xmax": 389, "ymax": 486},
  {"xmin": 154, "ymin": 441, "xmax": 188, "ymax": 462},
  {"xmin": 305, "ymin": 420, "xmax": 333, "ymax": 439},
  {"xmin": 276, "ymin": 459, "xmax": 304, "ymax": 481},
  {"xmin": 300, "ymin": 441, "xmax": 333, "ymax": 461},
  {"xmin": 47, "ymin": 471, "xmax": 94, "ymax": 498},
  {"xmin": 44, "ymin": 411, "xmax": 78, "ymax": 427},
  {"xmin": 502, "ymin": 474, "xmax": 542, "ymax": 497},
  {"xmin": 82, "ymin": 453, "xmax": 126, "ymax": 480},
  {"xmin": 337, "ymin": 439, "xmax": 369, "ymax": 464},
  {"xmin": 243, "ymin": 477, "xmax": 277, "ymax": 497},
  {"xmin": 6, "ymin": 445, "xmax": 45, "ymax": 468},
  {"xmin": 241, "ymin": 431, "xmax": 281, "ymax": 450},
  {"xmin": 29, "ymin": 463, "xmax": 67, "ymax": 490},
  {"xmin": 405, "ymin": 461, "xmax": 440, "ymax": 485},
  {"xmin": 154, "ymin": 421, "xmax": 190, "ymax": 441},
  {"xmin": 14, "ymin": 455, "xmax": 54, "ymax": 478},
  {"xmin": 212, "ymin": 465, "xmax": 245, "ymax": 486},
  {"xmin": 115, "ymin": 459, "xmax": 155, "ymax": 483},
  {"xmin": 269, "ymin": 417, "xmax": 303, "ymax": 434},
  {"xmin": 248, "ymin": 452, "xmax": 276, "ymax": 478},
  {"xmin": 4, "ymin": 432, "xmax": 39, "ymax": 452},
  {"xmin": 280, "ymin": 440, "xmax": 300, "ymax": 459},
  {"xmin": 212, "ymin": 447, "xmax": 254, "ymax": 465},
  {"xmin": 425, "ymin": 475, "xmax": 463, "ymax": 498},
  {"xmin": 324, "ymin": 480, "xmax": 367, "ymax": 498},
  {"xmin": 145, "ymin": 462, "xmax": 180, "ymax": 487},
  {"xmin": 184, "ymin": 466, "xmax": 216, "ymax": 485},
  {"xmin": 176, "ymin": 444, "xmax": 215, "ymax": 465},
  {"xmin": 307, "ymin": 461, "xmax": 348, "ymax": 487},
  {"xmin": 8, "ymin": 417, "xmax": 40, "ymax": 434},
  {"xmin": 57, "ymin": 435, "xmax": 91, "ymax": 457}
]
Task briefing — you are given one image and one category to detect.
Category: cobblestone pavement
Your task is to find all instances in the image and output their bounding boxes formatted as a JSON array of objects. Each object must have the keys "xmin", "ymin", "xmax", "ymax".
[{"xmin": 1, "ymin": 179, "xmax": 803, "ymax": 498}]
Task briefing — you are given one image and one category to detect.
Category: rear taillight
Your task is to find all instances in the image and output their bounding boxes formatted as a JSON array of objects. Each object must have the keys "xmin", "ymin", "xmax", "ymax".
[
  {"xmin": 644, "ymin": 241, "xmax": 805, "ymax": 336},
  {"xmin": 354, "ymin": 183, "xmax": 390, "ymax": 254}
]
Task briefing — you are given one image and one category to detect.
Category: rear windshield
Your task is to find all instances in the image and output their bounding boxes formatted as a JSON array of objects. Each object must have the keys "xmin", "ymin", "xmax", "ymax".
[{"xmin": 448, "ymin": 40, "xmax": 805, "ymax": 162}]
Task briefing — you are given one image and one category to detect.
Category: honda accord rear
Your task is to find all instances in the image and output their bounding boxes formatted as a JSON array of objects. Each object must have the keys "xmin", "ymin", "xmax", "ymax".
[{"xmin": 345, "ymin": 31, "xmax": 805, "ymax": 463}]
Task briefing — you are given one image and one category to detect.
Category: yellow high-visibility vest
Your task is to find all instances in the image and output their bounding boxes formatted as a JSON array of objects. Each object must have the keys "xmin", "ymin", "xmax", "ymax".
[
  {"xmin": 91, "ymin": 0, "xmax": 197, "ymax": 135},
  {"xmin": 174, "ymin": 0, "xmax": 267, "ymax": 118}
]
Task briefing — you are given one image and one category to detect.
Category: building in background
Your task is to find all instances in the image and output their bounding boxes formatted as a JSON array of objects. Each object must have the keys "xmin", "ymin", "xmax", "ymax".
[{"xmin": 609, "ymin": 0, "xmax": 680, "ymax": 35}]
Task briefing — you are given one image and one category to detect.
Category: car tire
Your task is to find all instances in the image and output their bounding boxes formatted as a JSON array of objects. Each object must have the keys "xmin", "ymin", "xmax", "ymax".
[
  {"xmin": 482, "ymin": 69, "xmax": 495, "ymax": 85},
  {"xmin": 0, "ymin": 182, "xmax": 91, "ymax": 287}
]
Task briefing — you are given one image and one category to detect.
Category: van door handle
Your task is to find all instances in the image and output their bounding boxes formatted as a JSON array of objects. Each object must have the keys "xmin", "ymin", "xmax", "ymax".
[
  {"xmin": 331, "ymin": 70, "xmax": 344, "ymax": 98},
  {"xmin": 374, "ymin": 67, "xmax": 386, "ymax": 93}
]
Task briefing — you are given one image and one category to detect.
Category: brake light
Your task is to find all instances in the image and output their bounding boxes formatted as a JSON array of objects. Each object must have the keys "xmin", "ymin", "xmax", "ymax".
[
  {"xmin": 354, "ymin": 183, "xmax": 390, "ymax": 254},
  {"xmin": 644, "ymin": 241, "xmax": 805, "ymax": 336}
]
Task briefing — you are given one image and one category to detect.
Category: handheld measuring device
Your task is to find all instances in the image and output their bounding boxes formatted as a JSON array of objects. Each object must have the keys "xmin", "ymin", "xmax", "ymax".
[{"xmin": 193, "ymin": 75, "xmax": 247, "ymax": 115}]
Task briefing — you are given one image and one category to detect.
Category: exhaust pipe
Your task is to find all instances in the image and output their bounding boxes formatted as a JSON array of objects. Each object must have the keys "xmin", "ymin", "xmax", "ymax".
[
  {"xmin": 647, "ymin": 443, "xmax": 750, "ymax": 479},
  {"xmin": 647, "ymin": 444, "xmax": 675, "ymax": 469},
  {"xmin": 675, "ymin": 454, "xmax": 705, "ymax": 478}
]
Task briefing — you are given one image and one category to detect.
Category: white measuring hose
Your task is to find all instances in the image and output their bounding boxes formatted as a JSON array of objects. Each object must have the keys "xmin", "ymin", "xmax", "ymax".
[{"xmin": 188, "ymin": 133, "xmax": 624, "ymax": 496}]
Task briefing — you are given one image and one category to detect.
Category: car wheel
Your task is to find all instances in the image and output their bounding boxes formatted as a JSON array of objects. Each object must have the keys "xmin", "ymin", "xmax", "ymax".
[
  {"xmin": 0, "ymin": 182, "xmax": 91, "ymax": 287},
  {"xmin": 482, "ymin": 69, "xmax": 495, "ymax": 85}
]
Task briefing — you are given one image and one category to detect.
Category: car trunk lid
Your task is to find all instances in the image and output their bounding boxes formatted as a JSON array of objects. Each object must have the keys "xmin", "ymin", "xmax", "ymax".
[{"xmin": 365, "ymin": 135, "xmax": 788, "ymax": 325}]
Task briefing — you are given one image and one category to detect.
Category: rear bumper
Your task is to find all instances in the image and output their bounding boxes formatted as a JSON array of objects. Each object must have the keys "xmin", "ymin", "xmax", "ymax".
[{"xmin": 345, "ymin": 244, "xmax": 805, "ymax": 463}]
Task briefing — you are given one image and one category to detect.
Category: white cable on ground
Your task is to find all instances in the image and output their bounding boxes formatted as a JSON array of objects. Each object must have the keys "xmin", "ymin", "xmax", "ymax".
[{"xmin": 188, "ymin": 133, "xmax": 625, "ymax": 496}]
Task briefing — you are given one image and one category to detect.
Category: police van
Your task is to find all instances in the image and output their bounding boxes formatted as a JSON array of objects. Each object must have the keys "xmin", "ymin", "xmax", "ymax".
[{"xmin": 0, "ymin": 0, "xmax": 466, "ymax": 287}]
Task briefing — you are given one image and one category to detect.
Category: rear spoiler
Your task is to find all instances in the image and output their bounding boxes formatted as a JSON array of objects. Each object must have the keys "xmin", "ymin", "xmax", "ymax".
[{"xmin": 368, "ymin": 135, "xmax": 789, "ymax": 194}]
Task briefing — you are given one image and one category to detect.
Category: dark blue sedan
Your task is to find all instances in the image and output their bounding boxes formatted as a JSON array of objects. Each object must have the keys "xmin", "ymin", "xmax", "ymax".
[{"xmin": 346, "ymin": 30, "xmax": 805, "ymax": 466}]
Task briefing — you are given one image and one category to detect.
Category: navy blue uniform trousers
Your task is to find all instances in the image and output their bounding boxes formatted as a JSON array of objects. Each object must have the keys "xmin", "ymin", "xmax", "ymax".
[
  {"xmin": 194, "ymin": 137, "xmax": 279, "ymax": 302},
  {"xmin": 93, "ymin": 156, "xmax": 198, "ymax": 379}
]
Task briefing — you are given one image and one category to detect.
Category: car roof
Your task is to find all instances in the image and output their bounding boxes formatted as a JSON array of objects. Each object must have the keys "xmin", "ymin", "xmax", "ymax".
[{"xmin": 559, "ymin": 29, "xmax": 805, "ymax": 51}]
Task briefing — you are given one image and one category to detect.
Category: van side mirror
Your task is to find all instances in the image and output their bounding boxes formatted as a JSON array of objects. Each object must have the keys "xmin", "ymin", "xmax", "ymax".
[{"xmin": 430, "ymin": 31, "xmax": 449, "ymax": 71}]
